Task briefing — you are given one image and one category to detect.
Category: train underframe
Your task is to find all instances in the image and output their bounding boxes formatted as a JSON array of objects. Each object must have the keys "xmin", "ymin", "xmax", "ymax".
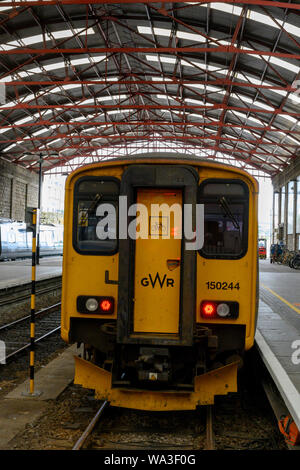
[{"xmin": 70, "ymin": 318, "xmax": 245, "ymax": 410}]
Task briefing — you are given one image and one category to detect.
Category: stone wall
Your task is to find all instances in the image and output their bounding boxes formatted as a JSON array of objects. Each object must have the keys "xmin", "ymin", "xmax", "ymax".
[{"xmin": 0, "ymin": 158, "xmax": 39, "ymax": 221}]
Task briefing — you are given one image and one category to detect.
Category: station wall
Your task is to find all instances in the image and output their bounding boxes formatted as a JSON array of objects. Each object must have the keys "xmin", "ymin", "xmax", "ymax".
[
  {"xmin": 0, "ymin": 158, "xmax": 39, "ymax": 221},
  {"xmin": 272, "ymin": 155, "xmax": 300, "ymax": 251}
]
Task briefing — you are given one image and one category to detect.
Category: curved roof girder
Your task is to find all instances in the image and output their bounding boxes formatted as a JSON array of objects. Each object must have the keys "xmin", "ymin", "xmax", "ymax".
[{"xmin": 0, "ymin": 0, "xmax": 299, "ymax": 176}]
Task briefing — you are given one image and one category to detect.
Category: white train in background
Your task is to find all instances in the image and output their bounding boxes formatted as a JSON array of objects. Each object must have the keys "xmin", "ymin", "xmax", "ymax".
[{"xmin": 0, "ymin": 218, "xmax": 63, "ymax": 260}]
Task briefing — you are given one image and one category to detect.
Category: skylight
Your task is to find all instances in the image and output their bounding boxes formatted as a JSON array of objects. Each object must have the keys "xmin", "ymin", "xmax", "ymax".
[
  {"xmin": 196, "ymin": 3, "xmax": 300, "ymax": 40},
  {"xmin": 231, "ymin": 111, "xmax": 266, "ymax": 126},
  {"xmin": 32, "ymin": 128, "xmax": 53, "ymax": 137},
  {"xmin": 143, "ymin": 28, "xmax": 300, "ymax": 76},
  {"xmin": 234, "ymin": 93, "xmax": 275, "ymax": 112},
  {"xmin": 0, "ymin": 56, "xmax": 107, "ymax": 82},
  {"xmin": 146, "ymin": 55, "xmax": 226, "ymax": 74},
  {"xmin": 2, "ymin": 144, "xmax": 16, "ymax": 152},
  {"xmin": 251, "ymin": 54, "xmax": 299, "ymax": 75},
  {"xmin": 1, "ymin": 92, "xmax": 128, "ymax": 113},
  {"xmin": 138, "ymin": 26, "xmax": 229, "ymax": 45},
  {"xmin": 0, "ymin": 110, "xmax": 52, "ymax": 135},
  {"xmin": 0, "ymin": 28, "xmax": 95, "ymax": 51},
  {"xmin": 279, "ymin": 114, "xmax": 299, "ymax": 126}
]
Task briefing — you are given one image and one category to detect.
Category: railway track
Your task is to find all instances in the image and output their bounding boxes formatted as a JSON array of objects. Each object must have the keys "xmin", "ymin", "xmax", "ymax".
[
  {"xmin": 0, "ymin": 302, "xmax": 61, "ymax": 362},
  {"xmin": 205, "ymin": 405, "xmax": 215, "ymax": 450},
  {"xmin": 72, "ymin": 402, "xmax": 215, "ymax": 451},
  {"xmin": 73, "ymin": 400, "xmax": 109, "ymax": 450},
  {"xmin": 0, "ymin": 276, "xmax": 62, "ymax": 309}
]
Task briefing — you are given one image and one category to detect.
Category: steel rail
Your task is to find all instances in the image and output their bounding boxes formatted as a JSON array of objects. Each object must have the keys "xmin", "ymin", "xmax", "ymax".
[
  {"xmin": 0, "ymin": 284, "xmax": 62, "ymax": 308},
  {"xmin": 72, "ymin": 401, "xmax": 109, "ymax": 450},
  {"xmin": 0, "ymin": 302, "xmax": 61, "ymax": 332},
  {"xmin": 205, "ymin": 405, "xmax": 215, "ymax": 450},
  {"xmin": 0, "ymin": 302, "xmax": 62, "ymax": 362},
  {"xmin": 4, "ymin": 325, "xmax": 61, "ymax": 361}
]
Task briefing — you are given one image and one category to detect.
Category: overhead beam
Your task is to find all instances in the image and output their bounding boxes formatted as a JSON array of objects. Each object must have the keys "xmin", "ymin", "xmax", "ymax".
[
  {"xmin": 1, "ymin": 46, "xmax": 300, "ymax": 60},
  {"xmin": 2, "ymin": 79, "xmax": 296, "ymax": 94},
  {"xmin": 1, "ymin": 119, "xmax": 300, "ymax": 136},
  {"xmin": 1, "ymin": 103, "xmax": 299, "ymax": 117},
  {"xmin": 0, "ymin": 132, "xmax": 296, "ymax": 155},
  {"xmin": 0, "ymin": 1, "xmax": 299, "ymax": 9}
]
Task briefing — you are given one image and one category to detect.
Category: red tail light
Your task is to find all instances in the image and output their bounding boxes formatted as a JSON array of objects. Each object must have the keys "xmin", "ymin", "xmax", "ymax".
[
  {"xmin": 201, "ymin": 302, "xmax": 217, "ymax": 318},
  {"xmin": 100, "ymin": 299, "xmax": 113, "ymax": 312}
]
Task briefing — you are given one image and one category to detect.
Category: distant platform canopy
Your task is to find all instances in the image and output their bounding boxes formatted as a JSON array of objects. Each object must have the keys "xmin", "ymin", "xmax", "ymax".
[{"xmin": 0, "ymin": 0, "xmax": 299, "ymax": 177}]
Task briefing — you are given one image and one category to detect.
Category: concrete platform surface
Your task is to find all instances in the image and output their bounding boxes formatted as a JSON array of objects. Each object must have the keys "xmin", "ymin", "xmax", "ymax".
[
  {"xmin": 259, "ymin": 259, "xmax": 300, "ymax": 344},
  {"xmin": 0, "ymin": 256, "xmax": 62, "ymax": 289},
  {"xmin": 7, "ymin": 344, "xmax": 79, "ymax": 400},
  {"xmin": 256, "ymin": 300, "xmax": 300, "ymax": 431},
  {"xmin": 0, "ymin": 343, "xmax": 79, "ymax": 449},
  {"xmin": 0, "ymin": 399, "xmax": 48, "ymax": 450}
]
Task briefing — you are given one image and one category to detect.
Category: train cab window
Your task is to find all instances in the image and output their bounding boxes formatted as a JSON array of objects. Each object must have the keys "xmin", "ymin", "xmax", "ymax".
[
  {"xmin": 198, "ymin": 180, "xmax": 249, "ymax": 259},
  {"xmin": 73, "ymin": 177, "xmax": 119, "ymax": 255}
]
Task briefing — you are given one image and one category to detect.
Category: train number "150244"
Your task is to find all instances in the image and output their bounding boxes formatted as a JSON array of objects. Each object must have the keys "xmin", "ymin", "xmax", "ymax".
[{"xmin": 206, "ymin": 281, "xmax": 240, "ymax": 290}]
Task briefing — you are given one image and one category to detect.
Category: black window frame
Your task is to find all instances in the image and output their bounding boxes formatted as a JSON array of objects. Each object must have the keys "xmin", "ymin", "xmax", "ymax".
[
  {"xmin": 73, "ymin": 176, "xmax": 120, "ymax": 256},
  {"xmin": 198, "ymin": 178, "xmax": 249, "ymax": 260}
]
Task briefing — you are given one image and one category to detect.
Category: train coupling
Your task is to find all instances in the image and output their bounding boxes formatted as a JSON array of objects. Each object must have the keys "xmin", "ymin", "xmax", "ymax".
[{"xmin": 135, "ymin": 347, "xmax": 170, "ymax": 382}]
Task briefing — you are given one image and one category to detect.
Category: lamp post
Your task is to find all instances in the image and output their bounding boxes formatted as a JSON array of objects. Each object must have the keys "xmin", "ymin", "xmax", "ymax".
[
  {"xmin": 23, "ymin": 152, "xmax": 58, "ymax": 264},
  {"xmin": 36, "ymin": 154, "xmax": 43, "ymax": 265}
]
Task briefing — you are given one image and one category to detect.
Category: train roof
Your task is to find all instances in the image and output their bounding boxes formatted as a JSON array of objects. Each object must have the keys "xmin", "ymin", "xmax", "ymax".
[{"xmin": 66, "ymin": 153, "xmax": 259, "ymax": 191}]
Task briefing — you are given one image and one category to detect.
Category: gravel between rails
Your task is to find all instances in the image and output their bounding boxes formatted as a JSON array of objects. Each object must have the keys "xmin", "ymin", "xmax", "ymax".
[
  {"xmin": 0, "ymin": 308, "xmax": 61, "ymax": 360},
  {"xmin": 8, "ymin": 352, "xmax": 287, "ymax": 451},
  {"xmin": 0, "ymin": 278, "xmax": 61, "ymax": 327},
  {"xmin": 0, "ymin": 292, "xmax": 288, "ymax": 451}
]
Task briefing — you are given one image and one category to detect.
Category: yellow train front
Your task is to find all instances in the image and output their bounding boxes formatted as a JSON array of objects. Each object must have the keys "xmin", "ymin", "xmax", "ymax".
[{"xmin": 61, "ymin": 156, "xmax": 258, "ymax": 411}]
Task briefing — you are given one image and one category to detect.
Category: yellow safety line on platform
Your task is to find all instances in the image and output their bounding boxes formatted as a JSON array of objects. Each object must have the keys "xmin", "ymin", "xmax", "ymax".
[{"xmin": 261, "ymin": 284, "xmax": 300, "ymax": 315}]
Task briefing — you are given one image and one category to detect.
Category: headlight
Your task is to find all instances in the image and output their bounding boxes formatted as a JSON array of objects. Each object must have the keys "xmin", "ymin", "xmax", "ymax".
[{"xmin": 85, "ymin": 298, "xmax": 99, "ymax": 312}]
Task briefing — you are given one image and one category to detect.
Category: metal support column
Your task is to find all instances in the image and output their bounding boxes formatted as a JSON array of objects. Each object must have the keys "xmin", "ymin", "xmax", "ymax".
[{"xmin": 36, "ymin": 155, "xmax": 43, "ymax": 265}]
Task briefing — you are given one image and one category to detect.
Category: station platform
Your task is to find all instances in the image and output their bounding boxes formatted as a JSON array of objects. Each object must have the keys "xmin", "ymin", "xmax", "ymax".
[
  {"xmin": 256, "ymin": 259, "xmax": 300, "ymax": 431},
  {"xmin": 0, "ymin": 257, "xmax": 299, "ymax": 447},
  {"xmin": 0, "ymin": 256, "xmax": 62, "ymax": 290},
  {"xmin": 0, "ymin": 344, "xmax": 78, "ymax": 450}
]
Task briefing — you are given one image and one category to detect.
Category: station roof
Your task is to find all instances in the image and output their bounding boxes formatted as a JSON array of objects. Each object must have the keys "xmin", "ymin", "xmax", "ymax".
[{"xmin": 0, "ymin": 0, "xmax": 299, "ymax": 177}]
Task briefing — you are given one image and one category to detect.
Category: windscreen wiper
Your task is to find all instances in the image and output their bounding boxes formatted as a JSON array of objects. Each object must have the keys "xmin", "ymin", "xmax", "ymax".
[{"xmin": 219, "ymin": 196, "xmax": 241, "ymax": 231}]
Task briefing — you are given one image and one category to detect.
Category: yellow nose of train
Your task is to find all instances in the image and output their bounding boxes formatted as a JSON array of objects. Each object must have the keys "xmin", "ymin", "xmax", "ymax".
[{"xmin": 61, "ymin": 156, "xmax": 258, "ymax": 411}]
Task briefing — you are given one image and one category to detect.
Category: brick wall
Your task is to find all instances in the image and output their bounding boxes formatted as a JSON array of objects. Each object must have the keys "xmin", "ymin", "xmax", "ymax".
[{"xmin": 0, "ymin": 158, "xmax": 39, "ymax": 221}]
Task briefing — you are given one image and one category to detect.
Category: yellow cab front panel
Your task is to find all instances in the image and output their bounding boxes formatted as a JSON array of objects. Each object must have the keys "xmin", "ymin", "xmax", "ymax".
[{"xmin": 61, "ymin": 157, "xmax": 258, "ymax": 411}]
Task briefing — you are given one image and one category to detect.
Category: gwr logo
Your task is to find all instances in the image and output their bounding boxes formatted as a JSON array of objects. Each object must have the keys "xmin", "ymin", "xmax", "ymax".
[{"xmin": 141, "ymin": 273, "xmax": 174, "ymax": 288}]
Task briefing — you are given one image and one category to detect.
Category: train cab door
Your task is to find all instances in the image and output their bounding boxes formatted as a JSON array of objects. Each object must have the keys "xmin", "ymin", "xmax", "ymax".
[
  {"xmin": 133, "ymin": 188, "xmax": 182, "ymax": 334},
  {"xmin": 117, "ymin": 164, "xmax": 198, "ymax": 347}
]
